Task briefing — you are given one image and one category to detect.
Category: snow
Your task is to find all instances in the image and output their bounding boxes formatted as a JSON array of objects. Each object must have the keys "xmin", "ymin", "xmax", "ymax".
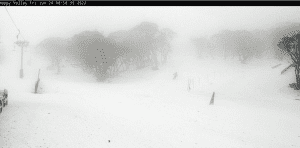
[{"xmin": 1, "ymin": 45, "xmax": 300, "ymax": 148}]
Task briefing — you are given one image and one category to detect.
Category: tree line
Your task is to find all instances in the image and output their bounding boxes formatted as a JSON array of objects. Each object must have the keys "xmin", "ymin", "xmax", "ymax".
[
  {"xmin": 35, "ymin": 21, "xmax": 176, "ymax": 81},
  {"xmin": 192, "ymin": 21, "xmax": 300, "ymax": 89},
  {"xmin": 191, "ymin": 22, "xmax": 300, "ymax": 64}
]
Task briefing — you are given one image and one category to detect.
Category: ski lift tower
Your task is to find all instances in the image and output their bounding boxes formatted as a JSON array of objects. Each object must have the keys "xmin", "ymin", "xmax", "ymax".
[{"xmin": 15, "ymin": 40, "xmax": 29, "ymax": 78}]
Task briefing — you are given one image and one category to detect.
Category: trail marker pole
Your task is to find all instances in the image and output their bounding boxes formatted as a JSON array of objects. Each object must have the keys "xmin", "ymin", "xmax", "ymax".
[
  {"xmin": 209, "ymin": 92, "xmax": 215, "ymax": 105},
  {"xmin": 34, "ymin": 69, "xmax": 41, "ymax": 94}
]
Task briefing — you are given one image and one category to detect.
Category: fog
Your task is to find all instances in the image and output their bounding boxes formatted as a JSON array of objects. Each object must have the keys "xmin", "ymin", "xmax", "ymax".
[
  {"xmin": 2, "ymin": 7, "xmax": 300, "ymax": 46},
  {"xmin": 2, "ymin": 7, "xmax": 300, "ymax": 148}
]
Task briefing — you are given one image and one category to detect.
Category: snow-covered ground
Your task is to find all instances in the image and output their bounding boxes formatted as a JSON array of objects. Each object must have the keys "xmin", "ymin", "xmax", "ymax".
[{"xmin": 1, "ymin": 44, "xmax": 300, "ymax": 148}]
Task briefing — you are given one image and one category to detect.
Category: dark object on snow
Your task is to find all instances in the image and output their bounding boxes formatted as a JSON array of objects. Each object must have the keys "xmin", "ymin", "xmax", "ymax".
[
  {"xmin": 281, "ymin": 63, "xmax": 296, "ymax": 74},
  {"xmin": 173, "ymin": 72, "xmax": 178, "ymax": 80},
  {"xmin": 35, "ymin": 69, "xmax": 41, "ymax": 94},
  {"xmin": 289, "ymin": 83, "xmax": 300, "ymax": 90},
  {"xmin": 108, "ymin": 140, "xmax": 110, "ymax": 143},
  {"xmin": 209, "ymin": 92, "xmax": 215, "ymax": 105},
  {"xmin": 3, "ymin": 89, "xmax": 8, "ymax": 106},
  {"xmin": 0, "ymin": 89, "xmax": 8, "ymax": 114},
  {"xmin": 272, "ymin": 63, "xmax": 282, "ymax": 69}
]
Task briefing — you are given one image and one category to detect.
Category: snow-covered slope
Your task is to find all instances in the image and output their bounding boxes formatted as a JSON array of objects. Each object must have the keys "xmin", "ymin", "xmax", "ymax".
[{"xmin": 1, "ymin": 45, "xmax": 300, "ymax": 148}]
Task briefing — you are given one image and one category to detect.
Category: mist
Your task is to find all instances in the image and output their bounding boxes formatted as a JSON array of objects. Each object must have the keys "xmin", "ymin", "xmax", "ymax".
[
  {"xmin": 1, "ymin": 6, "xmax": 300, "ymax": 148},
  {"xmin": 2, "ymin": 6, "xmax": 300, "ymax": 66},
  {"xmin": 1, "ymin": 7, "xmax": 300, "ymax": 45}
]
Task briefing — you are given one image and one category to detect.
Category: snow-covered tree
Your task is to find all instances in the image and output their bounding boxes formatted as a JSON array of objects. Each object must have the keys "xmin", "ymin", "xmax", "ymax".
[{"xmin": 36, "ymin": 37, "xmax": 67, "ymax": 74}]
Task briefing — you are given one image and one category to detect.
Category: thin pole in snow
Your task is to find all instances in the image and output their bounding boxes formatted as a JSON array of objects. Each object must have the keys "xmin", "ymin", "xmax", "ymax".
[
  {"xmin": 34, "ymin": 69, "xmax": 41, "ymax": 94},
  {"xmin": 209, "ymin": 92, "xmax": 215, "ymax": 105}
]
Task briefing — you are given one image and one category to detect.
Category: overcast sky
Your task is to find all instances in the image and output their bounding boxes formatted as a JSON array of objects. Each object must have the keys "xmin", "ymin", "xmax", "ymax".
[{"xmin": 1, "ymin": 6, "xmax": 300, "ymax": 47}]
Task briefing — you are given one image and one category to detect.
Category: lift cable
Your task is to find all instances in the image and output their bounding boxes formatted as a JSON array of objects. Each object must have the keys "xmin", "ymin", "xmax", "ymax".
[{"xmin": 4, "ymin": 6, "xmax": 26, "ymax": 41}]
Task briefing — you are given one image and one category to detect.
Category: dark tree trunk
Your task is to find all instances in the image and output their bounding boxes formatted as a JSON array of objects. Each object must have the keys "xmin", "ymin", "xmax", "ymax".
[
  {"xmin": 295, "ymin": 64, "xmax": 300, "ymax": 90},
  {"xmin": 295, "ymin": 35, "xmax": 300, "ymax": 89}
]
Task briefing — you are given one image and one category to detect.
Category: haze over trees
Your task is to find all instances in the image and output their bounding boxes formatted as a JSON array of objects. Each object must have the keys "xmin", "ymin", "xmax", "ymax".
[
  {"xmin": 35, "ymin": 21, "xmax": 176, "ymax": 82},
  {"xmin": 191, "ymin": 21, "xmax": 300, "ymax": 89},
  {"xmin": 269, "ymin": 22, "xmax": 300, "ymax": 61},
  {"xmin": 191, "ymin": 22, "xmax": 300, "ymax": 64},
  {"xmin": 35, "ymin": 37, "xmax": 68, "ymax": 74},
  {"xmin": 192, "ymin": 29, "xmax": 265, "ymax": 64}
]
